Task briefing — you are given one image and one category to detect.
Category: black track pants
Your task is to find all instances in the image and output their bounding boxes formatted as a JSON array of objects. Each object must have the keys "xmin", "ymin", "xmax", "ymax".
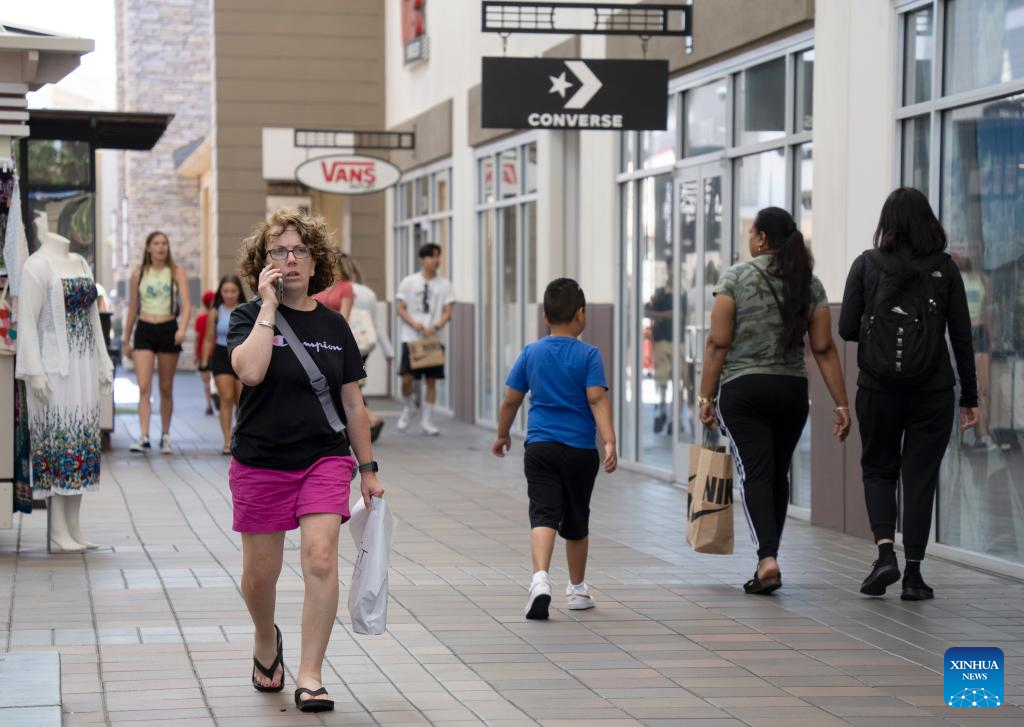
[
  {"xmin": 856, "ymin": 387, "xmax": 954, "ymax": 561},
  {"xmin": 717, "ymin": 374, "xmax": 809, "ymax": 560}
]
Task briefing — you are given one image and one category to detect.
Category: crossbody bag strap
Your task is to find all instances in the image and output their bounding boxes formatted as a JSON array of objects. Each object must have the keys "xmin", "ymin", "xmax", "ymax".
[
  {"xmin": 274, "ymin": 307, "xmax": 346, "ymax": 435},
  {"xmin": 752, "ymin": 262, "xmax": 784, "ymax": 317}
]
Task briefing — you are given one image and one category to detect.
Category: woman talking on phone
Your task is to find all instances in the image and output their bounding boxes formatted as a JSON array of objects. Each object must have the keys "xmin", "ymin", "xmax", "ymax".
[{"xmin": 228, "ymin": 208, "xmax": 384, "ymax": 713}]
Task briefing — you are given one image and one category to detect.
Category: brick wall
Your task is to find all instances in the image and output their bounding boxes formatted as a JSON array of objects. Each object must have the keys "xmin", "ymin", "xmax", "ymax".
[{"xmin": 115, "ymin": 0, "xmax": 212, "ymax": 360}]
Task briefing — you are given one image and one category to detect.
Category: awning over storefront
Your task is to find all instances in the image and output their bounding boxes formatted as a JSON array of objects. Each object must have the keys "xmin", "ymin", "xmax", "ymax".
[{"xmin": 26, "ymin": 109, "xmax": 173, "ymax": 150}]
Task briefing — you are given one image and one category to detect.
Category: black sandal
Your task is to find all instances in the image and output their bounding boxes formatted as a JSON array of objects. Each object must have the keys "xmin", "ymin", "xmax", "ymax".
[
  {"xmin": 294, "ymin": 687, "xmax": 334, "ymax": 712},
  {"xmin": 743, "ymin": 571, "xmax": 782, "ymax": 595},
  {"xmin": 251, "ymin": 624, "xmax": 284, "ymax": 692}
]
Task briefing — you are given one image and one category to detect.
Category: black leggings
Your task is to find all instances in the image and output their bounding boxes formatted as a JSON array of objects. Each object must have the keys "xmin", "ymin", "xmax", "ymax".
[
  {"xmin": 717, "ymin": 374, "xmax": 809, "ymax": 560},
  {"xmin": 856, "ymin": 387, "xmax": 954, "ymax": 561}
]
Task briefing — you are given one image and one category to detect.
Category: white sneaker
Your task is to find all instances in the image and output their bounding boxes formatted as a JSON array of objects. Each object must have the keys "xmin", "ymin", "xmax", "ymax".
[
  {"xmin": 421, "ymin": 418, "xmax": 440, "ymax": 436},
  {"xmin": 160, "ymin": 434, "xmax": 172, "ymax": 454},
  {"xmin": 396, "ymin": 407, "xmax": 411, "ymax": 432},
  {"xmin": 525, "ymin": 576, "xmax": 552, "ymax": 620},
  {"xmin": 129, "ymin": 437, "xmax": 150, "ymax": 453},
  {"xmin": 566, "ymin": 583, "xmax": 596, "ymax": 610}
]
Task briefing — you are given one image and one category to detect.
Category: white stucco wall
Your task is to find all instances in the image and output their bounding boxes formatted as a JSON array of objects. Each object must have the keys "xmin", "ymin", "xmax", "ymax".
[
  {"xmin": 812, "ymin": 0, "xmax": 898, "ymax": 300},
  {"xmin": 384, "ymin": 0, "xmax": 618, "ymax": 305}
]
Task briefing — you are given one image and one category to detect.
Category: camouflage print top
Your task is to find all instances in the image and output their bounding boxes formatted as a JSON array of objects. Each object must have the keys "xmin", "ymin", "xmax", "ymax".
[{"xmin": 713, "ymin": 255, "xmax": 829, "ymax": 385}]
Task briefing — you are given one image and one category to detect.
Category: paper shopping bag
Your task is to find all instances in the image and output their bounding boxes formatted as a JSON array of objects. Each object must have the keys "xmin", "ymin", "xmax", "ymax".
[
  {"xmin": 407, "ymin": 337, "xmax": 445, "ymax": 369},
  {"xmin": 686, "ymin": 440, "xmax": 734, "ymax": 554},
  {"xmin": 348, "ymin": 496, "xmax": 395, "ymax": 635}
]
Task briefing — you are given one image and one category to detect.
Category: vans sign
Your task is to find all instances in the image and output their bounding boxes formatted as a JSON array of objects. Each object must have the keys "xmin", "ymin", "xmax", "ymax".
[
  {"xmin": 295, "ymin": 154, "xmax": 401, "ymax": 195},
  {"xmin": 481, "ymin": 57, "xmax": 668, "ymax": 131}
]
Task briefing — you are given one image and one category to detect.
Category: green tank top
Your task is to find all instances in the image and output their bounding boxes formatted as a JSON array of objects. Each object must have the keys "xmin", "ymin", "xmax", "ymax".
[{"xmin": 139, "ymin": 266, "xmax": 176, "ymax": 316}]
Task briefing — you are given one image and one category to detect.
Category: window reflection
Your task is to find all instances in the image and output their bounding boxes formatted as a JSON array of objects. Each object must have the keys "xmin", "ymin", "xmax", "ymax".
[
  {"xmin": 904, "ymin": 6, "xmax": 934, "ymax": 104},
  {"xmin": 902, "ymin": 115, "xmax": 930, "ymax": 194},
  {"xmin": 736, "ymin": 57, "xmax": 787, "ymax": 145},
  {"xmin": 944, "ymin": 0, "xmax": 1024, "ymax": 95},
  {"xmin": 938, "ymin": 92, "xmax": 1024, "ymax": 563},
  {"xmin": 684, "ymin": 79, "xmax": 728, "ymax": 157},
  {"xmin": 734, "ymin": 149, "xmax": 786, "ymax": 263}
]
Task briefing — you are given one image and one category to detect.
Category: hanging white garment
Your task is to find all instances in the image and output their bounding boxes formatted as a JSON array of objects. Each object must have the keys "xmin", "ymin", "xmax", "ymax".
[{"xmin": 3, "ymin": 179, "xmax": 29, "ymax": 295}]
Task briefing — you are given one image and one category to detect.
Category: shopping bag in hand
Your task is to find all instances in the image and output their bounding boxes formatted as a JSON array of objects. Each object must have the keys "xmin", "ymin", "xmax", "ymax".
[
  {"xmin": 347, "ymin": 496, "xmax": 395, "ymax": 635},
  {"xmin": 686, "ymin": 431, "xmax": 734, "ymax": 554}
]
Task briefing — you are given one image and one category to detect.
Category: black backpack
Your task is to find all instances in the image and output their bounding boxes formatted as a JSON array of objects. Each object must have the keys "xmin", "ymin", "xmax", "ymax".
[{"xmin": 857, "ymin": 250, "xmax": 949, "ymax": 388}]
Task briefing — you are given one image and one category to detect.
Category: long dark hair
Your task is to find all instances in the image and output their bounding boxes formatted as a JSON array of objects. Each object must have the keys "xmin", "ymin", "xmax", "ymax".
[
  {"xmin": 142, "ymin": 230, "xmax": 177, "ymax": 276},
  {"xmin": 213, "ymin": 275, "xmax": 244, "ymax": 309},
  {"xmin": 873, "ymin": 187, "xmax": 947, "ymax": 257},
  {"xmin": 755, "ymin": 207, "xmax": 814, "ymax": 351}
]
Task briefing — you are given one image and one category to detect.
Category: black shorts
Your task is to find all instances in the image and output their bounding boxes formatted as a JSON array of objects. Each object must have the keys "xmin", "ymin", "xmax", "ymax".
[
  {"xmin": 133, "ymin": 320, "xmax": 182, "ymax": 354},
  {"xmin": 524, "ymin": 441, "xmax": 600, "ymax": 540},
  {"xmin": 210, "ymin": 344, "xmax": 236, "ymax": 377},
  {"xmin": 399, "ymin": 342, "xmax": 445, "ymax": 380}
]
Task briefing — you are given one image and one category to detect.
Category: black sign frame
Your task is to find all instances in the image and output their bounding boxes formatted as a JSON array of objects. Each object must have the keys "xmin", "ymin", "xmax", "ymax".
[{"xmin": 481, "ymin": 57, "xmax": 668, "ymax": 131}]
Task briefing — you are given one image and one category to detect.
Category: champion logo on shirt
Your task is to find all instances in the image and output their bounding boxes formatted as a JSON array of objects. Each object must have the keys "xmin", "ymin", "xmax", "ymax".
[{"xmin": 272, "ymin": 335, "xmax": 343, "ymax": 353}]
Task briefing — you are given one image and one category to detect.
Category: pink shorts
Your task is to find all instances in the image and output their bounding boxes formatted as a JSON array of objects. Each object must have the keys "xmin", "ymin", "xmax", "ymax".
[{"xmin": 229, "ymin": 455, "xmax": 356, "ymax": 533}]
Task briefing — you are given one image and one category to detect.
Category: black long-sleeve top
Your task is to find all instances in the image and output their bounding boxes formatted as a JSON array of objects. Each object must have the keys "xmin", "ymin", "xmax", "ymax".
[{"xmin": 838, "ymin": 246, "xmax": 978, "ymax": 408}]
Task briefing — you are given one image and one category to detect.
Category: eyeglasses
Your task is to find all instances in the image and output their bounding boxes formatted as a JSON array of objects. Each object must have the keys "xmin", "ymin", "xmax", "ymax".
[{"xmin": 268, "ymin": 245, "xmax": 310, "ymax": 260}]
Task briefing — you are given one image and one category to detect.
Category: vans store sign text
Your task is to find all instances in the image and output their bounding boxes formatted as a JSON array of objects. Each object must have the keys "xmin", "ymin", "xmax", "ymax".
[
  {"xmin": 295, "ymin": 154, "xmax": 401, "ymax": 195},
  {"xmin": 481, "ymin": 57, "xmax": 668, "ymax": 131}
]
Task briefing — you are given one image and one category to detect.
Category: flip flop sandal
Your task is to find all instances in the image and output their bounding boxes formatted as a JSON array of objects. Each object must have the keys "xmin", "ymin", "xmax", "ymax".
[
  {"xmin": 743, "ymin": 571, "xmax": 782, "ymax": 595},
  {"xmin": 294, "ymin": 687, "xmax": 334, "ymax": 712},
  {"xmin": 251, "ymin": 624, "xmax": 284, "ymax": 692},
  {"xmin": 221, "ymin": 447, "xmax": 232, "ymax": 456}
]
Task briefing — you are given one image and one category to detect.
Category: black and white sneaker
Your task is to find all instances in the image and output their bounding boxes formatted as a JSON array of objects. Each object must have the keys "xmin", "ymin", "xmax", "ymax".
[
  {"xmin": 525, "ymin": 576, "xmax": 552, "ymax": 620},
  {"xmin": 129, "ymin": 437, "xmax": 151, "ymax": 453},
  {"xmin": 860, "ymin": 554, "xmax": 900, "ymax": 596}
]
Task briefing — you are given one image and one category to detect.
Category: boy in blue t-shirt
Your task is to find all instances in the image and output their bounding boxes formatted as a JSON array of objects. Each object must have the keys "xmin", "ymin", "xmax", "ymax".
[{"xmin": 491, "ymin": 278, "xmax": 617, "ymax": 620}]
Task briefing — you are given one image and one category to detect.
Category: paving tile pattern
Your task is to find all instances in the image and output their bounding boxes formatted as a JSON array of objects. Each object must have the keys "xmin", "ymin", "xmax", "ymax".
[{"xmin": 1, "ymin": 377, "xmax": 1023, "ymax": 726}]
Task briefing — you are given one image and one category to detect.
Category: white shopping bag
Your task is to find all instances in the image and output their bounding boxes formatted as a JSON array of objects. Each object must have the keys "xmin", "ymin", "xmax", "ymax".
[{"xmin": 347, "ymin": 496, "xmax": 395, "ymax": 635}]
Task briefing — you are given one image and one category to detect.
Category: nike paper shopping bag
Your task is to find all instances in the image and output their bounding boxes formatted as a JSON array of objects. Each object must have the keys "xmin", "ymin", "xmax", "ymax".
[
  {"xmin": 686, "ymin": 437, "xmax": 734, "ymax": 554},
  {"xmin": 348, "ymin": 496, "xmax": 395, "ymax": 635}
]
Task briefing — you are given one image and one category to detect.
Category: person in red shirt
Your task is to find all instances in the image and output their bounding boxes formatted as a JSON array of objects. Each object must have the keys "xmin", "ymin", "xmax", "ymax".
[{"xmin": 195, "ymin": 290, "xmax": 215, "ymax": 415}]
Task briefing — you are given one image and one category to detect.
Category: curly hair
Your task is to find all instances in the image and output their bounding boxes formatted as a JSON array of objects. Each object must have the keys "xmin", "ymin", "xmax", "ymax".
[{"xmin": 237, "ymin": 208, "xmax": 336, "ymax": 296}]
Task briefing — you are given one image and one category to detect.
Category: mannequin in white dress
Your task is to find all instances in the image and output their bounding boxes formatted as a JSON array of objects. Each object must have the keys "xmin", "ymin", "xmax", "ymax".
[{"xmin": 16, "ymin": 213, "xmax": 113, "ymax": 552}]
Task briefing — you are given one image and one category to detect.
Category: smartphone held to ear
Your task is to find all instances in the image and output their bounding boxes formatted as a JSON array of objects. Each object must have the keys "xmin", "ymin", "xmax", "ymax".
[{"xmin": 275, "ymin": 276, "xmax": 284, "ymax": 302}]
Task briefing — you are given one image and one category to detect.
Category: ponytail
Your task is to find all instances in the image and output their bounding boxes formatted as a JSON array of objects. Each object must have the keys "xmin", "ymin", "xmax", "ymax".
[{"xmin": 753, "ymin": 207, "xmax": 814, "ymax": 351}]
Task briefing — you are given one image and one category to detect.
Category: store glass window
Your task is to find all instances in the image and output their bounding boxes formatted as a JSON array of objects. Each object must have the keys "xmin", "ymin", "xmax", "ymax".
[
  {"xmin": 499, "ymin": 147, "xmax": 520, "ymax": 199},
  {"xmin": 620, "ymin": 132, "xmax": 637, "ymax": 173},
  {"xmin": 641, "ymin": 100, "xmax": 678, "ymax": 169},
  {"xmin": 416, "ymin": 176, "xmax": 430, "ymax": 216},
  {"xmin": 734, "ymin": 148, "xmax": 786, "ymax": 262},
  {"xmin": 736, "ymin": 57, "xmax": 787, "ymax": 146},
  {"xmin": 403, "ymin": 181, "xmax": 414, "ymax": 219},
  {"xmin": 524, "ymin": 142, "xmax": 537, "ymax": 194},
  {"xmin": 620, "ymin": 181, "xmax": 638, "ymax": 462},
  {"xmin": 684, "ymin": 79, "xmax": 728, "ymax": 157},
  {"xmin": 25, "ymin": 140, "xmax": 95, "ymax": 263},
  {"xmin": 795, "ymin": 143, "xmax": 813, "ymax": 245},
  {"xmin": 433, "ymin": 169, "xmax": 450, "ymax": 212},
  {"xmin": 901, "ymin": 115, "xmax": 930, "ymax": 194},
  {"xmin": 937, "ymin": 91, "xmax": 1024, "ymax": 563},
  {"xmin": 904, "ymin": 5, "xmax": 934, "ymax": 104},
  {"xmin": 796, "ymin": 50, "xmax": 814, "ymax": 131},
  {"xmin": 479, "ymin": 156, "xmax": 495, "ymax": 204},
  {"xmin": 26, "ymin": 139, "xmax": 90, "ymax": 187},
  {"xmin": 944, "ymin": 0, "xmax": 1024, "ymax": 96}
]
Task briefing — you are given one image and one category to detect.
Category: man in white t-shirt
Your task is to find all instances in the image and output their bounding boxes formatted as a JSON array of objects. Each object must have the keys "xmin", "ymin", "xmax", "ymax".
[{"xmin": 395, "ymin": 243, "xmax": 454, "ymax": 435}]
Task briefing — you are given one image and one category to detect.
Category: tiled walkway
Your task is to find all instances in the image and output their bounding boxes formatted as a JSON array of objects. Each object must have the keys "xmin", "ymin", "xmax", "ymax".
[{"xmin": 1, "ymin": 375, "xmax": 1023, "ymax": 726}]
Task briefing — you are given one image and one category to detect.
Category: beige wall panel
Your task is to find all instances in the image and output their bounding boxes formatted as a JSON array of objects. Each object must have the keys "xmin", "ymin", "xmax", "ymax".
[
  {"xmin": 216, "ymin": 170, "xmax": 268, "ymax": 193},
  {"xmin": 217, "ymin": 57, "xmax": 380, "ymax": 82},
  {"xmin": 216, "ymin": 79, "xmax": 382, "ymax": 104},
  {"xmin": 217, "ymin": 0, "xmax": 379, "ymax": 13},
  {"xmin": 467, "ymin": 83, "xmax": 515, "ymax": 148},
  {"xmin": 389, "ymin": 99, "xmax": 453, "ymax": 172},
  {"xmin": 209, "ymin": 124, "xmax": 262, "ymax": 147},
  {"xmin": 606, "ymin": 0, "xmax": 814, "ymax": 72},
  {"xmin": 216, "ymin": 103, "xmax": 382, "ymax": 127},
  {"xmin": 215, "ymin": 12, "xmax": 379, "ymax": 37},
  {"xmin": 215, "ymin": 34, "xmax": 379, "ymax": 60}
]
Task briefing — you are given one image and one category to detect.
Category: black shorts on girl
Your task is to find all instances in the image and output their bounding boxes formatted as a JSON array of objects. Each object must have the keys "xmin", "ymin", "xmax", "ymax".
[
  {"xmin": 133, "ymin": 320, "xmax": 182, "ymax": 354},
  {"xmin": 210, "ymin": 344, "xmax": 236, "ymax": 377},
  {"xmin": 524, "ymin": 441, "xmax": 600, "ymax": 540}
]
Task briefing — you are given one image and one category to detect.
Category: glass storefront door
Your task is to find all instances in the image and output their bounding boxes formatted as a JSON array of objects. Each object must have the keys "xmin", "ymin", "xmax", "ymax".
[{"xmin": 673, "ymin": 163, "xmax": 728, "ymax": 475}]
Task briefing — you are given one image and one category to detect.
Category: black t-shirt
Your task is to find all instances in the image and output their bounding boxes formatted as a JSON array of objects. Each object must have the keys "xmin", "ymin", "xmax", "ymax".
[
  {"xmin": 227, "ymin": 300, "xmax": 366, "ymax": 470},
  {"xmin": 645, "ymin": 288, "xmax": 675, "ymax": 341}
]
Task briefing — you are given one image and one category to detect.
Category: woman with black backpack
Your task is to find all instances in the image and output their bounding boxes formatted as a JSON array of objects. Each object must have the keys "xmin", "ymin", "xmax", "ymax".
[{"xmin": 840, "ymin": 187, "xmax": 978, "ymax": 601}]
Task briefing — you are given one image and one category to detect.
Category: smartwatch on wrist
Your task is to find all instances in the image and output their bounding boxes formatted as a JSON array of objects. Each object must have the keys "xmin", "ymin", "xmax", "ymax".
[{"xmin": 358, "ymin": 461, "xmax": 379, "ymax": 475}]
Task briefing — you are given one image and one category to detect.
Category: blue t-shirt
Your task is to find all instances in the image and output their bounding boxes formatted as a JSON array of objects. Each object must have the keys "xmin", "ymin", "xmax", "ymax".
[{"xmin": 505, "ymin": 336, "xmax": 608, "ymax": 450}]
